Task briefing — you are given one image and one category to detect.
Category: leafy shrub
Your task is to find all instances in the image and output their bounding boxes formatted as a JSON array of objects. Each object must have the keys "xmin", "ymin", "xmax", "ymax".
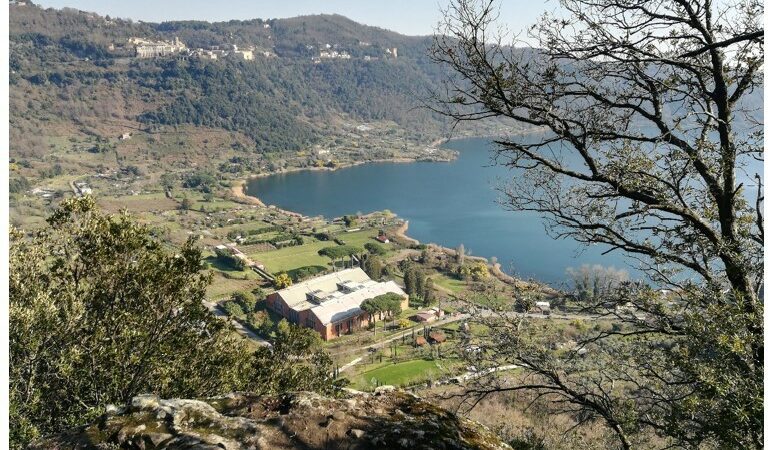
[
  {"xmin": 364, "ymin": 242, "xmax": 387, "ymax": 255},
  {"xmin": 274, "ymin": 273, "xmax": 293, "ymax": 289},
  {"xmin": 222, "ymin": 300, "xmax": 245, "ymax": 319}
]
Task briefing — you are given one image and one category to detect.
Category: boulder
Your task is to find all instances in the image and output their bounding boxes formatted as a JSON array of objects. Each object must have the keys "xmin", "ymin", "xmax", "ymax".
[{"xmin": 30, "ymin": 391, "xmax": 511, "ymax": 450}]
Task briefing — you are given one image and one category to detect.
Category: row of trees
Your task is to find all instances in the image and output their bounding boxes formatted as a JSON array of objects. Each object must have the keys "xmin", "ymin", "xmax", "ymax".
[
  {"xmin": 214, "ymin": 245, "xmax": 246, "ymax": 271},
  {"xmin": 361, "ymin": 293, "xmax": 404, "ymax": 335},
  {"xmin": 566, "ymin": 264, "xmax": 630, "ymax": 302},
  {"xmin": 403, "ymin": 264, "xmax": 436, "ymax": 306},
  {"xmin": 318, "ymin": 245, "xmax": 361, "ymax": 270}
]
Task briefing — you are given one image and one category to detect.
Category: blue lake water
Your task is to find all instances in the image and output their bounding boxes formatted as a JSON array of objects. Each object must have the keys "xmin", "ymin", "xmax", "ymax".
[{"xmin": 247, "ymin": 137, "xmax": 631, "ymax": 286}]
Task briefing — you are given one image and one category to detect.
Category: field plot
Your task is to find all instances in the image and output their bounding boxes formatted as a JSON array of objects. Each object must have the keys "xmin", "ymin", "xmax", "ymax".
[
  {"xmin": 249, "ymin": 229, "xmax": 391, "ymax": 274},
  {"xmin": 249, "ymin": 240, "xmax": 334, "ymax": 273},
  {"xmin": 98, "ymin": 192, "xmax": 178, "ymax": 213},
  {"xmin": 431, "ymin": 274, "xmax": 467, "ymax": 294},
  {"xmin": 349, "ymin": 358, "xmax": 459, "ymax": 390}
]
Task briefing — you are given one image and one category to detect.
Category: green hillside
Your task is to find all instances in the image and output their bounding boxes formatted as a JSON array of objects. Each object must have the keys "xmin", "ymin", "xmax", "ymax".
[{"xmin": 9, "ymin": 4, "xmax": 458, "ymax": 158}]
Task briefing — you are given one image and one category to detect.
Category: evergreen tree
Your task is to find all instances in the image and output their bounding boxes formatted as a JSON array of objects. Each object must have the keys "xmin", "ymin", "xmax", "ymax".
[
  {"xmin": 364, "ymin": 255, "xmax": 384, "ymax": 280},
  {"xmin": 423, "ymin": 277, "xmax": 436, "ymax": 307}
]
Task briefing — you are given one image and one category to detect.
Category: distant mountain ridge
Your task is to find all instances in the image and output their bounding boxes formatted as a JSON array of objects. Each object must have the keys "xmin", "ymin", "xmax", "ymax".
[{"xmin": 10, "ymin": 3, "xmax": 469, "ymax": 158}]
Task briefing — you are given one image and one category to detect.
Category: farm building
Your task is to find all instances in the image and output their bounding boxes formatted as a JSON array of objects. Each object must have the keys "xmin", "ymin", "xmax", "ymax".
[
  {"xmin": 266, "ymin": 268, "xmax": 408, "ymax": 340},
  {"xmin": 413, "ymin": 307, "xmax": 445, "ymax": 323}
]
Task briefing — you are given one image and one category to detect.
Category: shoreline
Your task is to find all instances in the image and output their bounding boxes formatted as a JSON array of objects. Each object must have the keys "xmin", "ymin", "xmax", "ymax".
[
  {"xmin": 393, "ymin": 220, "xmax": 551, "ymax": 292},
  {"xmin": 235, "ymin": 154, "xmax": 456, "ymax": 205},
  {"xmin": 232, "ymin": 131, "xmax": 552, "ymax": 291},
  {"xmin": 230, "ymin": 182, "xmax": 265, "ymax": 207},
  {"xmin": 393, "ymin": 220, "xmax": 420, "ymax": 245},
  {"xmin": 233, "ymin": 128, "xmax": 543, "ymax": 206}
]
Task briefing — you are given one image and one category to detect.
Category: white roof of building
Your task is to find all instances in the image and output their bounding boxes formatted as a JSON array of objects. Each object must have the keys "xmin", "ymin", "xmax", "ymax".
[
  {"xmin": 309, "ymin": 280, "xmax": 405, "ymax": 326},
  {"xmin": 274, "ymin": 268, "xmax": 371, "ymax": 311}
]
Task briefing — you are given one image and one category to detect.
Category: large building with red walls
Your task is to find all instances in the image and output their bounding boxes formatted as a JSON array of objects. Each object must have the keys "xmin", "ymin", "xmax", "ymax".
[{"xmin": 266, "ymin": 268, "xmax": 408, "ymax": 340}]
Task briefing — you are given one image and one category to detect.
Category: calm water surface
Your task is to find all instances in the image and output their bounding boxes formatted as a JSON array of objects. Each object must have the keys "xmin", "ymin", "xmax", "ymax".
[{"xmin": 247, "ymin": 138, "xmax": 629, "ymax": 286}]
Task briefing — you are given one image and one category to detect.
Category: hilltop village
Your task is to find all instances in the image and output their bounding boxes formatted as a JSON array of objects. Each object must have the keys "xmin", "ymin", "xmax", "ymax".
[{"xmin": 112, "ymin": 34, "xmax": 399, "ymax": 63}]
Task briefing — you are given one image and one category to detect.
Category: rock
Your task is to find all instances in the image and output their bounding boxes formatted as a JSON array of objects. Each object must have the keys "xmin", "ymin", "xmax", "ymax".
[
  {"xmin": 374, "ymin": 385, "xmax": 396, "ymax": 394},
  {"xmin": 30, "ymin": 391, "xmax": 512, "ymax": 450},
  {"xmin": 104, "ymin": 404, "xmax": 124, "ymax": 415},
  {"xmin": 348, "ymin": 428, "xmax": 366, "ymax": 438},
  {"xmin": 132, "ymin": 394, "xmax": 160, "ymax": 411},
  {"xmin": 144, "ymin": 432, "xmax": 174, "ymax": 447}
]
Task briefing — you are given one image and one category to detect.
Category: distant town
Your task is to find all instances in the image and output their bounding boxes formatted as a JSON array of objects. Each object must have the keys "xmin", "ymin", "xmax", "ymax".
[{"xmin": 119, "ymin": 35, "xmax": 399, "ymax": 63}]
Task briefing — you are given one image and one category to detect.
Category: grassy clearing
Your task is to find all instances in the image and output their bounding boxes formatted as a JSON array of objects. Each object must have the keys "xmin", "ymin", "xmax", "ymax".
[
  {"xmin": 249, "ymin": 228, "xmax": 391, "ymax": 274},
  {"xmin": 349, "ymin": 358, "xmax": 454, "ymax": 390},
  {"xmin": 205, "ymin": 273, "xmax": 265, "ymax": 300},
  {"xmin": 98, "ymin": 192, "xmax": 178, "ymax": 213},
  {"xmin": 432, "ymin": 274, "xmax": 468, "ymax": 293},
  {"xmin": 249, "ymin": 239, "xmax": 334, "ymax": 273},
  {"xmin": 337, "ymin": 229, "xmax": 385, "ymax": 248}
]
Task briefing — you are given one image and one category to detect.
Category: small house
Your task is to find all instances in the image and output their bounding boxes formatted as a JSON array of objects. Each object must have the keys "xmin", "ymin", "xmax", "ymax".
[
  {"xmin": 535, "ymin": 301, "xmax": 551, "ymax": 315},
  {"xmin": 413, "ymin": 311, "xmax": 437, "ymax": 323},
  {"xmin": 413, "ymin": 307, "xmax": 445, "ymax": 323},
  {"xmin": 414, "ymin": 336, "xmax": 427, "ymax": 347},
  {"xmin": 376, "ymin": 235, "xmax": 390, "ymax": 244}
]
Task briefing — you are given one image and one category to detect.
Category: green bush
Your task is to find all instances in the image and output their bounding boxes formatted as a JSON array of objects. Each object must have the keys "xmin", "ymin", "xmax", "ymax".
[
  {"xmin": 231, "ymin": 291, "xmax": 257, "ymax": 313},
  {"xmin": 287, "ymin": 265, "xmax": 328, "ymax": 282},
  {"xmin": 364, "ymin": 242, "xmax": 387, "ymax": 255},
  {"xmin": 222, "ymin": 300, "xmax": 245, "ymax": 319}
]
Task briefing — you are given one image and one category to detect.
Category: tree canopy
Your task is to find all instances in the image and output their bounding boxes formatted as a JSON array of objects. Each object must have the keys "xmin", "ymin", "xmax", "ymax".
[
  {"xmin": 361, "ymin": 292, "xmax": 404, "ymax": 333},
  {"xmin": 9, "ymin": 198, "xmax": 254, "ymax": 447},
  {"xmin": 9, "ymin": 198, "xmax": 334, "ymax": 449},
  {"xmin": 432, "ymin": 0, "xmax": 763, "ymax": 448}
]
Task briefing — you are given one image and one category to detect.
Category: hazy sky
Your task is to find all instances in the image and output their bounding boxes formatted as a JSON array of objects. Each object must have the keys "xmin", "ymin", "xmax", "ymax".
[{"xmin": 33, "ymin": 0, "xmax": 556, "ymax": 37}]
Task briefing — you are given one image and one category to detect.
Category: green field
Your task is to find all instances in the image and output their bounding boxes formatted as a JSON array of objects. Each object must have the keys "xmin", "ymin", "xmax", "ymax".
[
  {"xmin": 350, "ymin": 358, "xmax": 453, "ymax": 389},
  {"xmin": 432, "ymin": 274, "xmax": 468, "ymax": 293},
  {"xmin": 338, "ymin": 229, "xmax": 389, "ymax": 249},
  {"xmin": 205, "ymin": 274, "xmax": 264, "ymax": 300},
  {"xmin": 250, "ymin": 239, "xmax": 334, "ymax": 273},
  {"xmin": 249, "ymin": 229, "xmax": 390, "ymax": 274}
]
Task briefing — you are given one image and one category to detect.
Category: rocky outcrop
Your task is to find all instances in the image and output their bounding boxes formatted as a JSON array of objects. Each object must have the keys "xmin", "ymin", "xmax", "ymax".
[{"xmin": 31, "ymin": 390, "xmax": 511, "ymax": 449}]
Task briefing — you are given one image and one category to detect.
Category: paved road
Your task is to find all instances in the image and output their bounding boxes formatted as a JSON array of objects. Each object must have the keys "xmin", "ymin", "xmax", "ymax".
[
  {"xmin": 474, "ymin": 308, "xmax": 646, "ymax": 322},
  {"xmin": 339, "ymin": 357, "xmax": 363, "ymax": 372},
  {"xmin": 203, "ymin": 300, "xmax": 271, "ymax": 347}
]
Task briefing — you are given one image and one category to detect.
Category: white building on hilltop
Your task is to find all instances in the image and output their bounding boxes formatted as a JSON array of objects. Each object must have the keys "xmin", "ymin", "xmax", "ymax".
[{"xmin": 131, "ymin": 37, "xmax": 187, "ymax": 58}]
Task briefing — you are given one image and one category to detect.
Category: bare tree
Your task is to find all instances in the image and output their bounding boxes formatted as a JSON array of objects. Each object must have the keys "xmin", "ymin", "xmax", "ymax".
[
  {"xmin": 566, "ymin": 264, "xmax": 630, "ymax": 302},
  {"xmin": 431, "ymin": 0, "xmax": 762, "ymax": 448}
]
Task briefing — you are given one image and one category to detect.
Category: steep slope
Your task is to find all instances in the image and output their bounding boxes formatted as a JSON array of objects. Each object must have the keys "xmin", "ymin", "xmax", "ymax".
[{"xmin": 9, "ymin": 3, "xmax": 455, "ymax": 158}]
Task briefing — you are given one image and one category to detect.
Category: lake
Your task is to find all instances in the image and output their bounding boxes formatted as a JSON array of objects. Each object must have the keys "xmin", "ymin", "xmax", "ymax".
[{"xmin": 247, "ymin": 137, "xmax": 630, "ymax": 286}]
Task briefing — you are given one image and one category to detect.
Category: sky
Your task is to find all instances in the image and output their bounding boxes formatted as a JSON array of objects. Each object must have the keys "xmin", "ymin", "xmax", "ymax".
[{"xmin": 32, "ymin": 0, "xmax": 556, "ymax": 37}]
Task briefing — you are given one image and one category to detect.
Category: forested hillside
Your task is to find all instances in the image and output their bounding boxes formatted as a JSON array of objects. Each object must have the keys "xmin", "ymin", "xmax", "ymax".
[{"xmin": 9, "ymin": 3, "xmax": 462, "ymax": 158}]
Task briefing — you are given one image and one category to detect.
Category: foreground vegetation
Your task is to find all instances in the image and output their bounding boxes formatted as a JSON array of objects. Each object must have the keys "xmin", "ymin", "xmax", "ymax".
[{"xmin": 9, "ymin": 198, "xmax": 338, "ymax": 449}]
